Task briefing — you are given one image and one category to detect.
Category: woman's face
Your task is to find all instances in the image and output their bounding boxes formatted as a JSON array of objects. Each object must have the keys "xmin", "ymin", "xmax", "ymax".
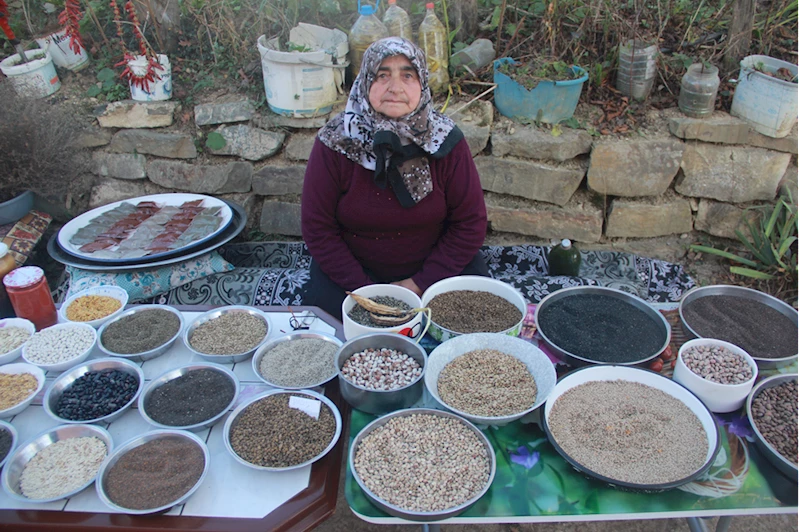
[{"xmin": 368, "ymin": 54, "xmax": 422, "ymax": 118}]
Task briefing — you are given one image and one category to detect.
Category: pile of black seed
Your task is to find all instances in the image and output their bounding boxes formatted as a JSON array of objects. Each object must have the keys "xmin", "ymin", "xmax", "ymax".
[
  {"xmin": 0, "ymin": 427, "xmax": 12, "ymax": 463},
  {"xmin": 144, "ymin": 369, "xmax": 235, "ymax": 426},
  {"xmin": 55, "ymin": 369, "xmax": 139, "ymax": 421}
]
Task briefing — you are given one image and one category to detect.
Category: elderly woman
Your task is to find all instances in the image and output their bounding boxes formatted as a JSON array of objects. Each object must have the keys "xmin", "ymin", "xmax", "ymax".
[{"xmin": 301, "ymin": 37, "xmax": 488, "ymax": 320}]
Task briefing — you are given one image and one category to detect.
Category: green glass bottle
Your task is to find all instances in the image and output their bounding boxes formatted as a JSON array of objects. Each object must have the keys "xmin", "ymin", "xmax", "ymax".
[{"xmin": 548, "ymin": 239, "xmax": 581, "ymax": 276}]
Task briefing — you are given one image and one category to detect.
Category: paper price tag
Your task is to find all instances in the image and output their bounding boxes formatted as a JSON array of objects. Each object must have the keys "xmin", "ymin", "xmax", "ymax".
[{"xmin": 288, "ymin": 396, "xmax": 321, "ymax": 419}]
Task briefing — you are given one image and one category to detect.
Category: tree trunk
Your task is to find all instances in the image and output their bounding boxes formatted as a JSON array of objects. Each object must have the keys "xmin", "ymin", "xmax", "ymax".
[
  {"xmin": 448, "ymin": 0, "xmax": 479, "ymax": 44},
  {"xmin": 133, "ymin": 0, "xmax": 180, "ymax": 55},
  {"xmin": 723, "ymin": 0, "xmax": 755, "ymax": 73}
]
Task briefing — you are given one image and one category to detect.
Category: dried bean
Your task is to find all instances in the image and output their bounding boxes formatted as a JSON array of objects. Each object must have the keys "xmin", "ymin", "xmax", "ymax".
[
  {"xmin": 751, "ymin": 380, "xmax": 798, "ymax": 465},
  {"xmin": 340, "ymin": 348, "xmax": 421, "ymax": 391},
  {"xmin": 55, "ymin": 369, "xmax": 138, "ymax": 421},
  {"xmin": 25, "ymin": 325, "xmax": 94, "ymax": 365},
  {"xmin": 682, "ymin": 344, "xmax": 754, "ymax": 385}
]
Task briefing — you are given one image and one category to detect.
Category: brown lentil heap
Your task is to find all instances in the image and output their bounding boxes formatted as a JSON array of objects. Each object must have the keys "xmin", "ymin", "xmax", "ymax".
[
  {"xmin": 548, "ymin": 380, "xmax": 708, "ymax": 485},
  {"xmin": 437, "ymin": 349, "xmax": 537, "ymax": 417},
  {"xmin": 229, "ymin": 393, "xmax": 336, "ymax": 468},
  {"xmin": 66, "ymin": 295, "xmax": 122, "ymax": 322},
  {"xmin": 189, "ymin": 312, "xmax": 267, "ymax": 355},
  {"xmin": 751, "ymin": 380, "xmax": 798, "ymax": 465},
  {"xmin": 0, "ymin": 326, "xmax": 32, "ymax": 354},
  {"xmin": 20, "ymin": 437, "xmax": 107, "ymax": 499},
  {"xmin": 428, "ymin": 290, "xmax": 522, "ymax": 334},
  {"xmin": 0, "ymin": 373, "xmax": 38, "ymax": 410},
  {"xmin": 354, "ymin": 414, "xmax": 490, "ymax": 512}
]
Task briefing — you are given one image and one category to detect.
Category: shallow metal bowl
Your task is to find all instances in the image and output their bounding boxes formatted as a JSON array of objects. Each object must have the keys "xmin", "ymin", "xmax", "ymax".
[
  {"xmin": 252, "ymin": 331, "xmax": 343, "ymax": 390},
  {"xmin": 336, "ymin": 333, "xmax": 427, "ymax": 415},
  {"xmin": 223, "ymin": 389, "xmax": 342, "ymax": 472},
  {"xmin": 1, "ymin": 424, "xmax": 113, "ymax": 503},
  {"xmin": 183, "ymin": 305, "xmax": 272, "ymax": 364},
  {"xmin": 746, "ymin": 373, "xmax": 798, "ymax": 478},
  {"xmin": 97, "ymin": 305, "xmax": 184, "ymax": 362},
  {"xmin": 95, "ymin": 429, "xmax": 210, "ymax": 514},
  {"xmin": 0, "ymin": 420, "xmax": 18, "ymax": 469},
  {"xmin": 535, "ymin": 286, "xmax": 671, "ymax": 366},
  {"xmin": 43, "ymin": 357, "xmax": 145, "ymax": 425},
  {"xmin": 138, "ymin": 363, "xmax": 240, "ymax": 432},
  {"xmin": 679, "ymin": 285, "xmax": 798, "ymax": 369},
  {"xmin": 349, "ymin": 408, "xmax": 496, "ymax": 522}
]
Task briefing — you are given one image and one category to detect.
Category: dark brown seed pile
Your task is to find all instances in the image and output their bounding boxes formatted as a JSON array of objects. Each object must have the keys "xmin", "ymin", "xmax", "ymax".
[
  {"xmin": 0, "ymin": 427, "xmax": 11, "ymax": 463},
  {"xmin": 751, "ymin": 380, "xmax": 798, "ymax": 465},
  {"xmin": 348, "ymin": 296, "xmax": 412, "ymax": 327},
  {"xmin": 102, "ymin": 309, "xmax": 181, "ymax": 354},
  {"xmin": 428, "ymin": 290, "xmax": 522, "ymax": 333},
  {"xmin": 144, "ymin": 369, "xmax": 235, "ymax": 426},
  {"xmin": 229, "ymin": 393, "xmax": 336, "ymax": 468}
]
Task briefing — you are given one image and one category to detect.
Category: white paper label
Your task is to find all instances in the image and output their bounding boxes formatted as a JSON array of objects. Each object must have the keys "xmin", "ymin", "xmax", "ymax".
[{"xmin": 288, "ymin": 396, "xmax": 321, "ymax": 419}]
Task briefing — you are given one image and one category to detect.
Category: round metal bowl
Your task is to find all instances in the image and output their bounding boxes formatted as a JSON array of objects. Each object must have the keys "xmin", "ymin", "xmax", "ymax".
[
  {"xmin": 336, "ymin": 333, "xmax": 427, "ymax": 415},
  {"xmin": 746, "ymin": 373, "xmax": 798, "ymax": 478},
  {"xmin": 0, "ymin": 363, "xmax": 45, "ymax": 419},
  {"xmin": 541, "ymin": 365, "xmax": 721, "ymax": 492},
  {"xmin": 534, "ymin": 286, "xmax": 671, "ymax": 366},
  {"xmin": 1, "ymin": 424, "xmax": 113, "ymax": 503},
  {"xmin": 43, "ymin": 357, "xmax": 145, "ymax": 425},
  {"xmin": 183, "ymin": 305, "xmax": 272, "ymax": 364},
  {"xmin": 0, "ymin": 420, "xmax": 18, "ymax": 469},
  {"xmin": 349, "ymin": 408, "xmax": 496, "ymax": 521},
  {"xmin": 95, "ymin": 429, "xmax": 210, "ymax": 514},
  {"xmin": 223, "ymin": 389, "xmax": 342, "ymax": 472},
  {"xmin": 252, "ymin": 331, "xmax": 343, "ymax": 390},
  {"xmin": 97, "ymin": 305, "xmax": 184, "ymax": 362},
  {"xmin": 138, "ymin": 363, "xmax": 240, "ymax": 432},
  {"xmin": 679, "ymin": 285, "xmax": 798, "ymax": 369}
]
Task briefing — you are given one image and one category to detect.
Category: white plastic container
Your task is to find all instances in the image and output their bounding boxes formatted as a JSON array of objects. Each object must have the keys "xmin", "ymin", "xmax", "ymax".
[
  {"xmin": 0, "ymin": 49, "xmax": 60, "ymax": 99},
  {"xmin": 35, "ymin": 27, "xmax": 89, "ymax": 71},
  {"xmin": 128, "ymin": 54, "xmax": 172, "ymax": 101},
  {"xmin": 731, "ymin": 55, "xmax": 798, "ymax": 138},
  {"xmin": 342, "ymin": 284, "xmax": 423, "ymax": 341}
]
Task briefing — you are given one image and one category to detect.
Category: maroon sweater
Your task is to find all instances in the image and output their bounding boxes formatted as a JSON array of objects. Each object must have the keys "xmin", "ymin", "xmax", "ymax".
[{"xmin": 301, "ymin": 138, "xmax": 487, "ymax": 292}]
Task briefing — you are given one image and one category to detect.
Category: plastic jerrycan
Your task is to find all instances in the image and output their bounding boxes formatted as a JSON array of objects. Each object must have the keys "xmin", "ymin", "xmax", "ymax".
[
  {"xmin": 418, "ymin": 2, "xmax": 449, "ymax": 94},
  {"xmin": 383, "ymin": 0, "xmax": 413, "ymax": 41},
  {"xmin": 349, "ymin": 0, "xmax": 389, "ymax": 80}
]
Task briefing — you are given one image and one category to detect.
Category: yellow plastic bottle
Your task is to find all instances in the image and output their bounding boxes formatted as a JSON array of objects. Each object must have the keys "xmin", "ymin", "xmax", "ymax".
[
  {"xmin": 349, "ymin": 0, "xmax": 389, "ymax": 80},
  {"xmin": 383, "ymin": 0, "xmax": 412, "ymax": 42},
  {"xmin": 418, "ymin": 2, "xmax": 449, "ymax": 94}
]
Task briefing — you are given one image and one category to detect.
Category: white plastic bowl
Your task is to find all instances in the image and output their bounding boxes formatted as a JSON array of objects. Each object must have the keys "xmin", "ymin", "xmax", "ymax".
[
  {"xmin": 59, "ymin": 286, "xmax": 129, "ymax": 329},
  {"xmin": 0, "ymin": 363, "xmax": 46, "ymax": 419},
  {"xmin": 674, "ymin": 338, "xmax": 758, "ymax": 413},
  {"xmin": 342, "ymin": 284, "xmax": 423, "ymax": 341},
  {"xmin": 22, "ymin": 322, "xmax": 97, "ymax": 372},
  {"xmin": 0, "ymin": 318, "xmax": 35, "ymax": 365}
]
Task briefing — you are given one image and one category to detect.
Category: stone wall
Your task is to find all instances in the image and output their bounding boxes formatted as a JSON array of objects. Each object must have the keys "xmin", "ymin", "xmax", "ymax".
[{"xmin": 80, "ymin": 98, "xmax": 797, "ymax": 257}]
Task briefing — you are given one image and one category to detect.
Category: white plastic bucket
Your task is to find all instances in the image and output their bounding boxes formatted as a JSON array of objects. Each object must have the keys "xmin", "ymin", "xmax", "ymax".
[
  {"xmin": 35, "ymin": 27, "xmax": 89, "ymax": 71},
  {"xmin": 128, "ymin": 54, "xmax": 172, "ymax": 101},
  {"xmin": 730, "ymin": 55, "xmax": 798, "ymax": 138},
  {"xmin": 0, "ymin": 49, "xmax": 60, "ymax": 98},
  {"xmin": 257, "ymin": 23, "xmax": 348, "ymax": 117}
]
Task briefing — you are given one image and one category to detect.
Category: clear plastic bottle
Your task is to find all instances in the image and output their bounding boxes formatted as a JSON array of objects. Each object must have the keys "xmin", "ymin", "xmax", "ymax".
[
  {"xmin": 616, "ymin": 39, "xmax": 657, "ymax": 101},
  {"xmin": 450, "ymin": 39, "xmax": 495, "ymax": 72},
  {"xmin": 349, "ymin": 0, "xmax": 389, "ymax": 80},
  {"xmin": 548, "ymin": 239, "xmax": 582, "ymax": 276},
  {"xmin": 418, "ymin": 2, "xmax": 449, "ymax": 94},
  {"xmin": 383, "ymin": 0, "xmax": 412, "ymax": 42},
  {"xmin": 678, "ymin": 63, "xmax": 720, "ymax": 118}
]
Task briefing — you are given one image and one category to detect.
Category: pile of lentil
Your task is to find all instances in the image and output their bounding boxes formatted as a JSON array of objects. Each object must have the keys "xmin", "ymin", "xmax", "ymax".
[
  {"xmin": 348, "ymin": 296, "xmax": 412, "ymax": 327},
  {"xmin": 104, "ymin": 436, "xmax": 205, "ymax": 510},
  {"xmin": 750, "ymin": 380, "xmax": 798, "ymax": 465},
  {"xmin": 537, "ymin": 294, "xmax": 666, "ymax": 363},
  {"xmin": 20, "ymin": 436, "xmax": 107, "ymax": 499},
  {"xmin": 682, "ymin": 344, "xmax": 754, "ymax": 384},
  {"xmin": 0, "ymin": 326, "xmax": 31, "ymax": 355},
  {"xmin": 24, "ymin": 325, "xmax": 95, "ymax": 366},
  {"xmin": 340, "ymin": 348, "xmax": 422, "ymax": 391},
  {"xmin": 682, "ymin": 295, "xmax": 798, "ymax": 359},
  {"xmin": 0, "ymin": 372, "xmax": 38, "ymax": 410},
  {"xmin": 55, "ymin": 369, "xmax": 139, "ymax": 421},
  {"xmin": 144, "ymin": 369, "xmax": 235, "ymax": 426},
  {"xmin": 437, "ymin": 349, "xmax": 537, "ymax": 417},
  {"xmin": 66, "ymin": 295, "xmax": 122, "ymax": 322},
  {"xmin": 189, "ymin": 312, "xmax": 267, "ymax": 355},
  {"xmin": 353, "ymin": 413, "xmax": 490, "ymax": 512},
  {"xmin": 547, "ymin": 380, "xmax": 708, "ymax": 485},
  {"xmin": 0, "ymin": 426, "xmax": 13, "ymax": 463},
  {"xmin": 258, "ymin": 338, "xmax": 338, "ymax": 387},
  {"xmin": 229, "ymin": 393, "xmax": 337, "ymax": 468},
  {"xmin": 101, "ymin": 308, "xmax": 181, "ymax": 354},
  {"xmin": 428, "ymin": 290, "xmax": 522, "ymax": 333}
]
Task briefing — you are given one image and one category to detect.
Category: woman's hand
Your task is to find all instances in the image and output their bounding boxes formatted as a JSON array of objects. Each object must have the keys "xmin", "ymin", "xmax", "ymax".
[{"xmin": 392, "ymin": 278, "xmax": 422, "ymax": 296}]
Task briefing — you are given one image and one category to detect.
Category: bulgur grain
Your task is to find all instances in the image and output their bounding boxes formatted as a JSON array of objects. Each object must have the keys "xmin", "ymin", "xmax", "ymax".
[{"xmin": 66, "ymin": 295, "xmax": 122, "ymax": 322}]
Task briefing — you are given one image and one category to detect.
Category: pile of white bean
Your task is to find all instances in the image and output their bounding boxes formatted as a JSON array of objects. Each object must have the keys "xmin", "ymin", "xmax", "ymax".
[{"xmin": 24, "ymin": 325, "xmax": 95, "ymax": 365}]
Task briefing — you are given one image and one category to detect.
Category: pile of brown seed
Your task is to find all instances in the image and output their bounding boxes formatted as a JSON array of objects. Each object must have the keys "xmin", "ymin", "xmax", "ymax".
[
  {"xmin": 428, "ymin": 290, "xmax": 522, "ymax": 333},
  {"xmin": 190, "ymin": 312, "xmax": 267, "ymax": 355},
  {"xmin": 682, "ymin": 344, "xmax": 754, "ymax": 385},
  {"xmin": 354, "ymin": 413, "xmax": 490, "ymax": 512},
  {"xmin": 437, "ymin": 349, "xmax": 537, "ymax": 417},
  {"xmin": 751, "ymin": 380, "xmax": 798, "ymax": 465}
]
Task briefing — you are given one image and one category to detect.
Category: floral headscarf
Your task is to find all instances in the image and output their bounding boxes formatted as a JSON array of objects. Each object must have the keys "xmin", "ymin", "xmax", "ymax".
[{"xmin": 318, "ymin": 37, "xmax": 462, "ymax": 208}]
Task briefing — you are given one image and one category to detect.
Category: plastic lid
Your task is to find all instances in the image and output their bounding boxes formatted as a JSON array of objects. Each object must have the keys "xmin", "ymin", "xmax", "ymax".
[
  {"xmin": 561, "ymin": 239, "xmax": 572, "ymax": 249},
  {"xmin": 0, "ymin": 243, "xmax": 7, "ymax": 259},
  {"xmin": 358, "ymin": 0, "xmax": 377, "ymax": 15},
  {"xmin": 426, "ymin": 2, "xmax": 434, "ymax": 8},
  {"xmin": 3, "ymin": 266, "xmax": 44, "ymax": 289},
  {"xmin": 388, "ymin": 0, "xmax": 396, "ymax": 3}
]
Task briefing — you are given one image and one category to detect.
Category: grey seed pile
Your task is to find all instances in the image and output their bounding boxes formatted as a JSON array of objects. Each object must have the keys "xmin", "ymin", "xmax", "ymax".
[
  {"xmin": 190, "ymin": 312, "xmax": 267, "ymax": 355},
  {"xmin": 0, "ymin": 326, "xmax": 31, "ymax": 354},
  {"xmin": 258, "ymin": 339, "xmax": 338, "ymax": 387},
  {"xmin": 354, "ymin": 414, "xmax": 490, "ymax": 512},
  {"xmin": 548, "ymin": 380, "xmax": 708, "ymax": 485},
  {"xmin": 751, "ymin": 380, "xmax": 798, "ymax": 465},
  {"xmin": 348, "ymin": 296, "xmax": 412, "ymax": 328},
  {"xmin": 25, "ymin": 325, "xmax": 95, "ymax": 365},
  {"xmin": 437, "ymin": 349, "xmax": 537, "ymax": 417},
  {"xmin": 341, "ymin": 348, "xmax": 422, "ymax": 391},
  {"xmin": 20, "ymin": 436, "xmax": 107, "ymax": 499},
  {"xmin": 682, "ymin": 344, "xmax": 754, "ymax": 385},
  {"xmin": 428, "ymin": 290, "xmax": 522, "ymax": 334}
]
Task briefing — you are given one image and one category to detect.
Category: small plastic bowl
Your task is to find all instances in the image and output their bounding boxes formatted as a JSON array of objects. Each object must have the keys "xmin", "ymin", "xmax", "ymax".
[
  {"xmin": 0, "ymin": 318, "xmax": 35, "ymax": 365},
  {"xmin": 97, "ymin": 305, "xmax": 184, "ymax": 362},
  {"xmin": 0, "ymin": 363, "xmax": 45, "ymax": 419},
  {"xmin": 43, "ymin": 357, "xmax": 144, "ymax": 424},
  {"xmin": 673, "ymin": 338, "xmax": 758, "ymax": 414},
  {"xmin": 59, "ymin": 286, "xmax": 129, "ymax": 329},
  {"xmin": 252, "ymin": 331, "xmax": 343, "ymax": 390},
  {"xmin": 22, "ymin": 322, "xmax": 97, "ymax": 372},
  {"xmin": 0, "ymin": 420, "xmax": 18, "ymax": 469},
  {"xmin": 183, "ymin": 306, "xmax": 272, "ymax": 364},
  {"xmin": 342, "ymin": 284, "xmax": 423, "ymax": 341}
]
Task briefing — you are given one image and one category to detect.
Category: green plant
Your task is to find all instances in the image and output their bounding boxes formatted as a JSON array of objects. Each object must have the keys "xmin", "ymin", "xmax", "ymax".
[{"xmin": 86, "ymin": 67, "xmax": 128, "ymax": 100}]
